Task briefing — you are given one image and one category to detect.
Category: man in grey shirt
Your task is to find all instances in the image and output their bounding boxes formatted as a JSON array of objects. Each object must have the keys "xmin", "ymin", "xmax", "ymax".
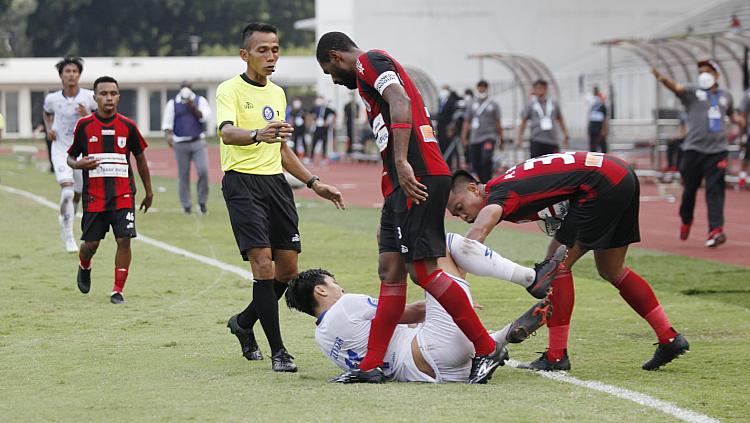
[
  {"xmin": 517, "ymin": 79, "xmax": 570, "ymax": 158},
  {"xmin": 162, "ymin": 81, "xmax": 212, "ymax": 214},
  {"xmin": 461, "ymin": 80, "xmax": 504, "ymax": 182},
  {"xmin": 653, "ymin": 59, "xmax": 745, "ymax": 247}
]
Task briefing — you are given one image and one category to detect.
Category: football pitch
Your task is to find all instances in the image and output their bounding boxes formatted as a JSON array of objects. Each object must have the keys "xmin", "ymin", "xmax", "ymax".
[{"xmin": 1, "ymin": 152, "xmax": 749, "ymax": 422}]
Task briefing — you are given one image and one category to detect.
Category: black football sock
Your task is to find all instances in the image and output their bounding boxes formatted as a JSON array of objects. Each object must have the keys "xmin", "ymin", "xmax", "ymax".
[
  {"xmin": 236, "ymin": 280, "xmax": 288, "ymax": 329},
  {"xmin": 251, "ymin": 279, "xmax": 285, "ymax": 354}
]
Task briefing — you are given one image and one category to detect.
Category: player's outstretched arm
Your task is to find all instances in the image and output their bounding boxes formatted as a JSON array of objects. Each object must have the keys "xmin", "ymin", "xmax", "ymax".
[
  {"xmin": 280, "ymin": 142, "xmax": 345, "ymax": 209},
  {"xmin": 465, "ymin": 204, "xmax": 504, "ymax": 244},
  {"xmin": 382, "ymin": 84, "xmax": 427, "ymax": 204},
  {"xmin": 398, "ymin": 301, "xmax": 426, "ymax": 324},
  {"xmin": 134, "ymin": 152, "xmax": 154, "ymax": 213}
]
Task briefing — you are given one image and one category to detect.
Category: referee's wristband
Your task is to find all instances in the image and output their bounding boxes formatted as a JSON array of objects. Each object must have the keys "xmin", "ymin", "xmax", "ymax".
[{"xmin": 306, "ymin": 175, "xmax": 320, "ymax": 189}]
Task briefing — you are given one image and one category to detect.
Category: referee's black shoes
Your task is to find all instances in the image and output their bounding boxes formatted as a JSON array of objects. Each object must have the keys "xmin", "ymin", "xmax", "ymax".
[
  {"xmin": 77, "ymin": 267, "xmax": 91, "ymax": 294},
  {"xmin": 227, "ymin": 315, "xmax": 263, "ymax": 361}
]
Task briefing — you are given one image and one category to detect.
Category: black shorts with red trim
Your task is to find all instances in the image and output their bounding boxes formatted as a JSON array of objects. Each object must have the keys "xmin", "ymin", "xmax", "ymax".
[
  {"xmin": 81, "ymin": 208, "xmax": 137, "ymax": 241},
  {"xmin": 379, "ymin": 175, "xmax": 449, "ymax": 263},
  {"xmin": 222, "ymin": 171, "xmax": 301, "ymax": 261},
  {"xmin": 555, "ymin": 167, "xmax": 641, "ymax": 250}
]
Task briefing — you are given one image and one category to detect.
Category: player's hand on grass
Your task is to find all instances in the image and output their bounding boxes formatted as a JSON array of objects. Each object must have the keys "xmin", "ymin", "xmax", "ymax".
[
  {"xmin": 396, "ymin": 160, "xmax": 427, "ymax": 204},
  {"xmin": 140, "ymin": 192, "xmax": 153, "ymax": 213},
  {"xmin": 312, "ymin": 182, "xmax": 345, "ymax": 210},
  {"xmin": 76, "ymin": 156, "xmax": 100, "ymax": 170},
  {"xmin": 257, "ymin": 122, "xmax": 294, "ymax": 143}
]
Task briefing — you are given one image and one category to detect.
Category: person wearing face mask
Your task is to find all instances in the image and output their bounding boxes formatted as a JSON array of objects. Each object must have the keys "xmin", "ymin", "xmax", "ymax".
[
  {"xmin": 162, "ymin": 81, "xmax": 212, "ymax": 214},
  {"xmin": 460, "ymin": 80, "xmax": 504, "ymax": 183},
  {"xmin": 652, "ymin": 59, "xmax": 746, "ymax": 247},
  {"xmin": 308, "ymin": 96, "xmax": 336, "ymax": 166},
  {"xmin": 436, "ymin": 85, "xmax": 460, "ymax": 169},
  {"xmin": 286, "ymin": 97, "xmax": 308, "ymax": 159},
  {"xmin": 517, "ymin": 79, "xmax": 570, "ymax": 159}
]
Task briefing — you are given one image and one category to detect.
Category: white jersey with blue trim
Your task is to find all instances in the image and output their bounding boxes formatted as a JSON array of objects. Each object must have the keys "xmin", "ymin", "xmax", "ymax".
[
  {"xmin": 314, "ymin": 293, "xmax": 419, "ymax": 381},
  {"xmin": 43, "ymin": 88, "xmax": 97, "ymax": 150}
]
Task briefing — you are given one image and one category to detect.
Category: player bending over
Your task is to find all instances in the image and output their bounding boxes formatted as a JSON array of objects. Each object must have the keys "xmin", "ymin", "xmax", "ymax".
[
  {"xmin": 67, "ymin": 76, "xmax": 153, "ymax": 304},
  {"xmin": 448, "ymin": 152, "xmax": 689, "ymax": 371},
  {"xmin": 285, "ymin": 242, "xmax": 558, "ymax": 383}
]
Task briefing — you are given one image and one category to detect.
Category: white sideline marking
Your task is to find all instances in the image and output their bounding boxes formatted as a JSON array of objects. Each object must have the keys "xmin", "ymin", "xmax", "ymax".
[
  {"xmin": 506, "ymin": 359, "xmax": 719, "ymax": 423},
  {"xmin": 2, "ymin": 185, "xmax": 720, "ymax": 423},
  {"xmin": 0, "ymin": 185, "xmax": 252, "ymax": 280}
]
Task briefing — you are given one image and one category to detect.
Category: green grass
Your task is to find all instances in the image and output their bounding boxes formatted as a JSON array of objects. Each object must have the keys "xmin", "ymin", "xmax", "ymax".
[{"xmin": 1, "ymin": 153, "xmax": 749, "ymax": 422}]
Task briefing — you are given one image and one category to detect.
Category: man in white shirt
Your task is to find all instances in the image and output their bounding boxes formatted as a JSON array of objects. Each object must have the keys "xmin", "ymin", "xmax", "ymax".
[
  {"xmin": 162, "ymin": 81, "xmax": 212, "ymax": 214},
  {"xmin": 285, "ymin": 234, "xmax": 564, "ymax": 383},
  {"xmin": 43, "ymin": 57, "xmax": 98, "ymax": 252}
]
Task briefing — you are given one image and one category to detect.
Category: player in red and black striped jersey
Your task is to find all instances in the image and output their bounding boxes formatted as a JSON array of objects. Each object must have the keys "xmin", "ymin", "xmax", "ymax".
[
  {"xmin": 316, "ymin": 32, "xmax": 504, "ymax": 384},
  {"xmin": 67, "ymin": 76, "xmax": 154, "ymax": 304},
  {"xmin": 448, "ymin": 152, "xmax": 689, "ymax": 371}
]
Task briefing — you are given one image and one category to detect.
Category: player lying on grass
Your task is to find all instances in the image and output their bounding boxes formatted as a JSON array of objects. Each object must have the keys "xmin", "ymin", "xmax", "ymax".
[
  {"xmin": 448, "ymin": 152, "xmax": 689, "ymax": 371},
  {"xmin": 285, "ymin": 237, "xmax": 565, "ymax": 383}
]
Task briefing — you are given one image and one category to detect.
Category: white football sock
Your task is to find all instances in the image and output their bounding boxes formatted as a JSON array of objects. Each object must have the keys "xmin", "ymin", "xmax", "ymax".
[
  {"xmin": 60, "ymin": 187, "xmax": 75, "ymax": 235},
  {"xmin": 491, "ymin": 323, "xmax": 512, "ymax": 350},
  {"xmin": 446, "ymin": 233, "xmax": 535, "ymax": 288}
]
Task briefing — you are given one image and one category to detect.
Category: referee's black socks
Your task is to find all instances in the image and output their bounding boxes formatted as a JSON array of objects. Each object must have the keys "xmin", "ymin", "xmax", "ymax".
[{"xmin": 237, "ymin": 279, "xmax": 288, "ymax": 354}]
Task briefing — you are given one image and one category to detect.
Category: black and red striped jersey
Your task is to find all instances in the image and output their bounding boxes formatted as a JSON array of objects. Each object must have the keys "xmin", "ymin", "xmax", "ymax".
[
  {"xmin": 356, "ymin": 49, "xmax": 450, "ymax": 197},
  {"xmin": 68, "ymin": 113, "xmax": 148, "ymax": 212},
  {"xmin": 485, "ymin": 152, "xmax": 631, "ymax": 223}
]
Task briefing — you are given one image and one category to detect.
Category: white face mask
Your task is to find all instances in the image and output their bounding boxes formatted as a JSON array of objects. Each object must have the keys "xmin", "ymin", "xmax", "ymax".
[
  {"xmin": 698, "ymin": 72, "xmax": 716, "ymax": 90},
  {"xmin": 180, "ymin": 87, "xmax": 193, "ymax": 100},
  {"xmin": 292, "ymin": 100, "xmax": 302, "ymax": 109},
  {"xmin": 314, "ymin": 98, "xmax": 323, "ymax": 107},
  {"xmin": 478, "ymin": 92, "xmax": 488, "ymax": 100}
]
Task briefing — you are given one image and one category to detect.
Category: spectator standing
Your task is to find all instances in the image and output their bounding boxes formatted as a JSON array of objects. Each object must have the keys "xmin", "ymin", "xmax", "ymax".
[
  {"xmin": 517, "ymin": 79, "xmax": 570, "ymax": 158},
  {"xmin": 461, "ymin": 80, "xmax": 504, "ymax": 182},
  {"xmin": 652, "ymin": 59, "xmax": 745, "ymax": 247},
  {"xmin": 344, "ymin": 93, "xmax": 359, "ymax": 157},
  {"xmin": 287, "ymin": 97, "xmax": 307, "ymax": 159},
  {"xmin": 587, "ymin": 86, "xmax": 608, "ymax": 153},
  {"xmin": 309, "ymin": 96, "xmax": 336, "ymax": 166}
]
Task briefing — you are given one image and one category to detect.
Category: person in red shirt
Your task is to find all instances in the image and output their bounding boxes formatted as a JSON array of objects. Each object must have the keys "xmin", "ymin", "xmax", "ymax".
[
  {"xmin": 448, "ymin": 152, "xmax": 689, "ymax": 371},
  {"xmin": 67, "ymin": 76, "xmax": 154, "ymax": 304},
  {"xmin": 315, "ymin": 32, "xmax": 506, "ymax": 384}
]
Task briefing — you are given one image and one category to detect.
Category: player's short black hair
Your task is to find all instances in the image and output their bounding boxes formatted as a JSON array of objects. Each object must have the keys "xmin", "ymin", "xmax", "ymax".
[
  {"xmin": 241, "ymin": 22, "xmax": 278, "ymax": 47},
  {"xmin": 451, "ymin": 170, "xmax": 478, "ymax": 192},
  {"xmin": 477, "ymin": 80, "xmax": 489, "ymax": 88},
  {"xmin": 533, "ymin": 79, "xmax": 548, "ymax": 87},
  {"xmin": 55, "ymin": 56, "xmax": 83, "ymax": 75},
  {"xmin": 285, "ymin": 268, "xmax": 334, "ymax": 317},
  {"xmin": 316, "ymin": 31, "xmax": 358, "ymax": 64},
  {"xmin": 93, "ymin": 76, "xmax": 118, "ymax": 92}
]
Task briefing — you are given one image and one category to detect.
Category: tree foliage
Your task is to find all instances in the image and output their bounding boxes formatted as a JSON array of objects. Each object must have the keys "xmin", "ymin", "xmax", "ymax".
[{"xmin": 23, "ymin": 0, "xmax": 314, "ymax": 57}]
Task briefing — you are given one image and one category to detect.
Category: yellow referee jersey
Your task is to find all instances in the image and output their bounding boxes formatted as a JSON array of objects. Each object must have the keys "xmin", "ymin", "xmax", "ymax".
[{"xmin": 216, "ymin": 73, "xmax": 287, "ymax": 174}]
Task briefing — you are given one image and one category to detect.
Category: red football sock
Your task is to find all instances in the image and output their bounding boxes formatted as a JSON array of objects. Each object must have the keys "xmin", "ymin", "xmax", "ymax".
[
  {"xmin": 113, "ymin": 267, "xmax": 129, "ymax": 293},
  {"xmin": 614, "ymin": 268, "xmax": 678, "ymax": 344},
  {"xmin": 79, "ymin": 255, "xmax": 91, "ymax": 270},
  {"xmin": 547, "ymin": 268, "xmax": 574, "ymax": 362},
  {"xmin": 358, "ymin": 281, "xmax": 407, "ymax": 371},
  {"xmin": 419, "ymin": 269, "xmax": 495, "ymax": 356}
]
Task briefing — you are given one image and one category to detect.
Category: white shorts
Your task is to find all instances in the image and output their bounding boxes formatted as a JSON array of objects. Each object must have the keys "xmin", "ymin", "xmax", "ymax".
[
  {"xmin": 415, "ymin": 276, "xmax": 475, "ymax": 383},
  {"xmin": 51, "ymin": 142, "xmax": 82, "ymax": 192}
]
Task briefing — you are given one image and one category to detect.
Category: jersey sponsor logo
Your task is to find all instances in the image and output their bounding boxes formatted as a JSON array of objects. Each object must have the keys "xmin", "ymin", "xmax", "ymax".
[
  {"xmin": 374, "ymin": 71, "xmax": 400, "ymax": 95},
  {"xmin": 117, "ymin": 136, "xmax": 127, "ymax": 148},
  {"xmin": 584, "ymin": 152, "xmax": 604, "ymax": 167},
  {"xmin": 356, "ymin": 59, "xmax": 364, "ymax": 74},
  {"xmin": 88, "ymin": 153, "xmax": 129, "ymax": 179},
  {"xmin": 89, "ymin": 136, "xmax": 99, "ymax": 143},
  {"xmin": 101, "ymin": 129, "xmax": 116, "ymax": 136},
  {"xmin": 329, "ymin": 336, "xmax": 344, "ymax": 360},
  {"xmin": 419, "ymin": 125, "xmax": 438, "ymax": 143},
  {"xmin": 243, "ymin": 101, "xmax": 254, "ymax": 110},
  {"xmin": 372, "ymin": 114, "xmax": 389, "ymax": 152},
  {"xmin": 262, "ymin": 106, "xmax": 274, "ymax": 122}
]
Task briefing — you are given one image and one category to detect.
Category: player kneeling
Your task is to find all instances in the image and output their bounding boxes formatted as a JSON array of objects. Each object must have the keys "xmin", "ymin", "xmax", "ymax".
[{"xmin": 285, "ymin": 243, "xmax": 560, "ymax": 383}]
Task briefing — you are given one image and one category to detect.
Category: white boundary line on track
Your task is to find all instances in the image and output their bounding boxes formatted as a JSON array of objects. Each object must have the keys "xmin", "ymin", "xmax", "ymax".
[{"xmin": 2, "ymin": 184, "xmax": 719, "ymax": 423}]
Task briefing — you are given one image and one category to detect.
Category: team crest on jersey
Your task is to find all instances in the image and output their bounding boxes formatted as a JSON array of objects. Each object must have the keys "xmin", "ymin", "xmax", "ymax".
[
  {"xmin": 262, "ymin": 106, "xmax": 274, "ymax": 121},
  {"xmin": 89, "ymin": 136, "xmax": 98, "ymax": 143},
  {"xmin": 117, "ymin": 136, "xmax": 127, "ymax": 148},
  {"xmin": 356, "ymin": 59, "xmax": 364, "ymax": 74}
]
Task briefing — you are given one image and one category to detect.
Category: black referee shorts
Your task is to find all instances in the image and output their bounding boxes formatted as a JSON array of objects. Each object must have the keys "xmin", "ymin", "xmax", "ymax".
[
  {"xmin": 379, "ymin": 175, "xmax": 450, "ymax": 263},
  {"xmin": 555, "ymin": 167, "xmax": 640, "ymax": 250},
  {"xmin": 221, "ymin": 171, "xmax": 301, "ymax": 261}
]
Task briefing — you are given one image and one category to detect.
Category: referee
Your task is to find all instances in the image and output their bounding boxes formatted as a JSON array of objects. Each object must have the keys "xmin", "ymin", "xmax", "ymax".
[{"xmin": 218, "ymin": 22, "xmax": 344, "ymax": 372}]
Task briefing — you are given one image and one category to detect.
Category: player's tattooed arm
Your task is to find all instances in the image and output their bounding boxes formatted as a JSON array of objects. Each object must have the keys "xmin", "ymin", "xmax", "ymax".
[
  {"xmin": 382, "ymin": 84, "xmax": 428, "ymax": 204},
  {"xmin": 134, "ymin": 152, "xmax": 154, "ymax": 213},
  {"xmin": 399, "ymin": 301, "xmax": 426, "ymax": 324},
  {"xmin": 465, "ymin": 204, "xmax": 504, "ymax": 244}
]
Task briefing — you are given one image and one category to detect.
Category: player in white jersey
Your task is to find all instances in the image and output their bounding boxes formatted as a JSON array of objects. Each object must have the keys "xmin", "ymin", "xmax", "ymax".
[
  {"xmin": 285, "ymin": 235, "xmax": 564, "ymax": 383},
  {"xmin": 43, "ymin": 57, "xmax": 97, "ymax": 252}
]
